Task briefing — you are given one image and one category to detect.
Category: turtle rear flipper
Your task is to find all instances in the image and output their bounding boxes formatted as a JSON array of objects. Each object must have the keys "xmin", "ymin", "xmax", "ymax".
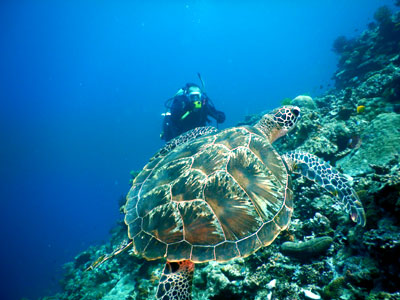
[
  {"xmin": 157, "ymin": 260, "xmax": 194, "ymax": 300},
  {"xmin": 283, "ymin": 151, "xmax": 366, "ymax": 226}
]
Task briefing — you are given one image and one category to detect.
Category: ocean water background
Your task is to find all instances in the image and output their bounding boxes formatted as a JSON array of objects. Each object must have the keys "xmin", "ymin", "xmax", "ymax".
[{"xmin": 0, "ymin": 1, "xmax": 395, "ymax": 299}]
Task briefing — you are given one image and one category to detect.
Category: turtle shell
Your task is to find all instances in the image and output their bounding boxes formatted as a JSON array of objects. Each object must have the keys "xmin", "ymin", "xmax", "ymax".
[{"xmin": 124, "ymin": 126, "xmax": 293, "ymax": 263}]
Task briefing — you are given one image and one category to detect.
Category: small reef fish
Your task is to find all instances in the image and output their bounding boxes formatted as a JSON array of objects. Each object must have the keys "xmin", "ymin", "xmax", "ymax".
[
  {"xmin": 348, "ymin": 135, "xmax": 362, "ymax": 149},
  {"xmin": 357, "ymin": 105, "xmax": 366, "ymax": 113}
]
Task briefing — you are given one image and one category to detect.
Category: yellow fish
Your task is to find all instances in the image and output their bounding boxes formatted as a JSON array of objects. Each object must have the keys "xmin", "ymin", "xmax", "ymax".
[{"xmin": 357, "ymin": 105, "xmax": 366, "ymax": 113}]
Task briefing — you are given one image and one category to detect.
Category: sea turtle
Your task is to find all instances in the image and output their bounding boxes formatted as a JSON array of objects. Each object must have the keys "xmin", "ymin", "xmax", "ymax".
[{"xmin": 123, "ymin": 106, "xmax": 365, "ymax": 300}]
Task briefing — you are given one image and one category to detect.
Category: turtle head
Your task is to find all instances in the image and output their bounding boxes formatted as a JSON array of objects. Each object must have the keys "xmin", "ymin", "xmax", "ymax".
[{"xmin": 255, "ymin": 106, "xmax": 301, "ymax": 143}]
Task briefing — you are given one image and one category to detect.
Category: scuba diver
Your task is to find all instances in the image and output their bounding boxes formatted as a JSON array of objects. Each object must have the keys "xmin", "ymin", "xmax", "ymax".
[{"xmin": 161, "ymin": 83, "xmax": 226, "ymax": 142}]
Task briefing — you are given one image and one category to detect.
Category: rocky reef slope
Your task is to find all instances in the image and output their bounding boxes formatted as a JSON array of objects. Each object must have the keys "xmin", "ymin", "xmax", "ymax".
[{"xmin": 41, "ymin": 6, "xmax": 400, "ymax": 300}]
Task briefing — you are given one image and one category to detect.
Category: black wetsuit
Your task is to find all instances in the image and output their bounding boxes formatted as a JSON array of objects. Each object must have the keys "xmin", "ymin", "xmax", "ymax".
[{"xmin": 162, "ymin": 94, "xmax": 225, "ymax": 142}]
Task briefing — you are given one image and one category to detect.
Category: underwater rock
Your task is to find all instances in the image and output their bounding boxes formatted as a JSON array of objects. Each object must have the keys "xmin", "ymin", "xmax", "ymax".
[
  {"xmin": 74, "ymin": 251, "xmax": 92, "ymax": 268},
  {"xmin": 337, "ymin": 112, "xmax": 400, "ymax": 176},
  {"xmin": 302, "ymin": 288, "xmax": 321, "ymax": 300},
  {"xmin": 337, "ymin": 103, "xmax": 355, "ymax": 120},
  {"xmin": 298, "ymin": 135, "xmax": 338, "ymax": 161},
  {"xmin": 357, "ymin": 68, "xmax": 399, "ymax": 99},
  {"xmin": 266, "ymin": 279, "xmax": 276, "ymax": 289},
  {"xmin": 322, "ymin": 276, "xmax": 346, "ymax": 299},
  {"xmin": 220, "ymin": 262, "xmax": 246, "ymax": 281},
  {"xmin": 291, "ymin": 95, "xmax": 316, "ymax": 109},
  {"xmin": 362, "ymin": 219, "xmax": 400, "ymax": 291},
  {"xmin": 280, "ymin": 236, "xmax": 333, "ymax": 261}
]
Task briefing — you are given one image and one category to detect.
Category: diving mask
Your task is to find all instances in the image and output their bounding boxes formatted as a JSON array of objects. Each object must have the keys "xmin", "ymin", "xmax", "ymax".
[{"xmin": 188, "ymin": 91, "xmax": 202, "ymax": 102}]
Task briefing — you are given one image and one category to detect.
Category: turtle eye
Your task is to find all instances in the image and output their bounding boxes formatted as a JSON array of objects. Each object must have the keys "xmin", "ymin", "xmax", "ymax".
[
  {"xmin": 292, "ymin": 107, "xmax": 300, "ymax": 118},
  {"xmin": 282, "ymin": 107, "xmax": 300, "ymax": 129}
]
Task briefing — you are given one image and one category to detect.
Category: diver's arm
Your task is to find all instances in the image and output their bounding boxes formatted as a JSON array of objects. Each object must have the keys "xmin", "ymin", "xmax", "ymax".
[{"xmin": 206, "ymin": 100, "xmax": 225, "ymax": 123}]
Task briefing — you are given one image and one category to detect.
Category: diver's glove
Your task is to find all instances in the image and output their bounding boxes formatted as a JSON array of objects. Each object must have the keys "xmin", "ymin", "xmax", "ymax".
[{"xmin": 216, "ymin": 111, "xmax": 226, "ymax": 123}]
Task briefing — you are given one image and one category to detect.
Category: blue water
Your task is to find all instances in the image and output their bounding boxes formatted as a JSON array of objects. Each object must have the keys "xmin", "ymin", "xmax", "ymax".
[{"xmin": 0, "ymin": 1, "xmax": 394, "ymax": 299}]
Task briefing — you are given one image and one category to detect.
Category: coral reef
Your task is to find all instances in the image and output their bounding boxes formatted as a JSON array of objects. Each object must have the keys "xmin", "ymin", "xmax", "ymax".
[
  {"xmin": 333, "ymin": 6, "xmax": 400, "ymax": 89},
  {"xmin": 291, "ymin": 95, "xmax": 316, "ymax": 109},
  {"xmin": 336, "ymin": 112, "xmax": 400, "ymax": 175},
  {"xmin": 40, "ymin": 5, "xmax": 400, "ymax": 300}
]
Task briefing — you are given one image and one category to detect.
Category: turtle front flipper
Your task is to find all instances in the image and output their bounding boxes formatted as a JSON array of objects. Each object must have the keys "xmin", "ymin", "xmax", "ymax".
[
  {"xmin": 283, "ymin": 151, "xmax": 366, "ymax": 226},
  {"xmin": 156, "ymin": 260, "xmax": 195, "ymax": 300}
]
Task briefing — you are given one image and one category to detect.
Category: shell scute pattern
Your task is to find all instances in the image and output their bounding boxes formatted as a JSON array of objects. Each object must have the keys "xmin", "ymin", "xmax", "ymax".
[
  {"xmin": 214, "ymin": 241, "xmax": 240, "ymax": 261},
  {"xmin": 167, "ymin": 240, "xmax": 192, "ymax": 261},
  {"xmin": 127, "ymin": 183, "xmax": 140, "ymax": 199},
  {"xmin": 204, "ymin": 170, "xmax": 264, "ymax": 241},
  {"xmin": 133, "ymin": 231, "xmax": 152, "ymax": 253},
  {"xmin": 125, "ymin": 126, "xmax": 293, "ymax": 262},
  {"xmin": 162, "ymin": 137, "xmax": 212, "ymax": 166},
  {"xmin": 248, "ymin": 135, "xmax": 288, "ymax": 185},
  {"xmin": 213, "ymin": 127, "xmax": 251, "ymax": 150},
  {"xmin": 177, "ymin": 201, "xmax": 224, "ymax": 245},
  {"xmin": 227, "ymin": 144, "xmax": 288, "ymax": 222},
  {"xmin": 142, "ymin": 202, "xmax": 183, "ymax": 244},
  {"xmin": 191, "ymin": 245, "xmax": 215, "ymax": 262},
  {"xmin": 137, "ymin": 185, "xmax": 170, "ymax": 217},
  {"xmin": 274, "ymin": 204, "xmax": 293, "ymax": 229},
  {"xmin": 124, "ymin": 196, "xmax": 138, "ymax": 224},
  {"xmin": 171, "ymin": 170, "xmax": 205, "ymax": 202},
  {"xmin": 257, "ymin": 221, "xmax": 281, "ymax": 247},
  {"xmin": 125, "ymin": 184, "xmax": 140, "ymax": 220},
  {"xmin": 140, "ymin": 158, "xmax": 190, "ymax": 196},
  {"xmin": 127, "ymin": 218, "xmax": 141, "ymax": 238},
  {"xmin": 237, "ymin": 233, "xmax": 263, "ymax": 257},
  {"xmin": 133, "ymin": 155, "xmax": 164, "ymax": 188},
  {"xmin": 191, "ymin": 144, "xmax": 229, "ymax": 176},
  {"xmin": 144, "ymin": 237, "xmax": 167, "ymax": 259}
]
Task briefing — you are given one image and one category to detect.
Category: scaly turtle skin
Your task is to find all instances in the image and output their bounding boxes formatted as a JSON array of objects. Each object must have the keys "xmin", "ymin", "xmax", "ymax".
[{"xmin": 124, "ymin": 106, "xmax": 365, "ymax": 300}]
